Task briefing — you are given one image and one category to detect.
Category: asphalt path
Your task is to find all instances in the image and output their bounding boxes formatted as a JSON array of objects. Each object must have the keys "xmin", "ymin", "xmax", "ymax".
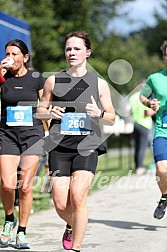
[{"xmin": 1, "ymin": 170, "xmax": 167, "ymax": 252}]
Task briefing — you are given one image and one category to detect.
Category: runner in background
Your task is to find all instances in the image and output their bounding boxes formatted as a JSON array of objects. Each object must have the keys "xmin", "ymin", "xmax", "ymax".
[
  {"xmin": 140, "ymin": 40, "xmax": 167, "ymax": 220},
  {"xmin": 129, "ymin": 80, "xmax": 156, "ymax": 175}
]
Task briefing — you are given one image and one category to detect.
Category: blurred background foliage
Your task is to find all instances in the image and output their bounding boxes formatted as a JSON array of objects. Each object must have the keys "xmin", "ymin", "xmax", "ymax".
[{"xmin": 0, "ymin": 0, "xmax": 167, "ymax": 94}]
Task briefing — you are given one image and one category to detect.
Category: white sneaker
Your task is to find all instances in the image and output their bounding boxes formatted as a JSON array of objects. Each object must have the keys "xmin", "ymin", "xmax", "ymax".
[{"xmin": 135, "ymin": 167, "xmax": 146, "ymax": 175}]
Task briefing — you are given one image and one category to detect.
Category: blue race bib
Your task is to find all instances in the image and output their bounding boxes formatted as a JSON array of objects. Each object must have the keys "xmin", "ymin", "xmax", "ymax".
[
  {"xmin": 60, "ymin": 112, "xmax": 92, "ymax": 135},
  {"xmin": 6, "ymin": 106, "xmax": 33, "ymax": 126}
]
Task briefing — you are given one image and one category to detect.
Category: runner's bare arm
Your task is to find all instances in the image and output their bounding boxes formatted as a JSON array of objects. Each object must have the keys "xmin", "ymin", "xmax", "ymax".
[
  {"xmin": 98, "ymin": 78, "xmax": 115, "ymax": 125},
  {"xmin": 36, "ymin": 75, "xmax": 55, "ymax": 120}
]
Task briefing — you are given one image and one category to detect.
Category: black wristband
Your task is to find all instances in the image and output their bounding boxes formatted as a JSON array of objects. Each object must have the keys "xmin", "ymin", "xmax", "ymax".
[{"xmin": 146, "ymin": 101, "xmax": 151, "ymax": 108}]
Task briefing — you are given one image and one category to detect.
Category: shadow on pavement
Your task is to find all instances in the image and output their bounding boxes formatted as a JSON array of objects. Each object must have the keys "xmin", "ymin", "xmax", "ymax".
[{"xmin": 88, "ymin": 218, "xmax": 167, "ymax": 231}]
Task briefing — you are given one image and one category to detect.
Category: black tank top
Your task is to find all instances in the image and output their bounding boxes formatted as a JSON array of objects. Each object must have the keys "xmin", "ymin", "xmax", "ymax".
[{"xmin": 49, "ymin": 70, "xmax": 106, "ymax": 155}]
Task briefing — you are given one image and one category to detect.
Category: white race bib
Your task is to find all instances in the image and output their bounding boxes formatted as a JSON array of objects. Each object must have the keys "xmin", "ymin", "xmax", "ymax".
[
  {"xmin": 162, "ymin": 110, "xmax": 167, "ymax": 128},
  {"xmin": 60, "ymin": 112, "xmax": 92, "ymax": 135}
]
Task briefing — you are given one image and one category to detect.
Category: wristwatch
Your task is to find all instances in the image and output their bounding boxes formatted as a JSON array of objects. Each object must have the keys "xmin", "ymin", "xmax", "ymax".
[
  {"xmin": 146, "ymin": 101, "xmax": 151, "ymax": 108},
  {"xmin": 97, "ymin": 110, "xmax": 105, "ymax": 119}
]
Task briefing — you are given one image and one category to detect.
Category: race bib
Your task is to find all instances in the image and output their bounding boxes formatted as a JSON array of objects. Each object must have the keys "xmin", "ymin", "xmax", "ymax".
[
  {"xmin": 60, "ymin": 112, "xmax": 92, "ymax": 135},
  {"xmin": 162, "ymin": 110, "xmax": 167, "ymax": 128},
  {"xmin": 6, "ymin": 106, "xmax": 33, "ymax": 126}
]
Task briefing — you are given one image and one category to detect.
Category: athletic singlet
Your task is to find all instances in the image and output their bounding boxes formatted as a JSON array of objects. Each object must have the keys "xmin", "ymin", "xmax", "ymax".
[
  {"xmin": 0, "ymin": 69, "xmax": 45, "ymax": 129},
  {"xmin": 49, "ymin": 70, "xmax": 106, "ymax": 154}
]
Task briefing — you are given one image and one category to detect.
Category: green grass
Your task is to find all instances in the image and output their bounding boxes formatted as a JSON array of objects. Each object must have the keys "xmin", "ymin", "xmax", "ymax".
[
  {"xmin": 90, "ymin": 147, "xmax": 154, "ymax": 191},
  {"xmin": 0, "ymin": 148, "xmax": 154, "ymax": 226}
]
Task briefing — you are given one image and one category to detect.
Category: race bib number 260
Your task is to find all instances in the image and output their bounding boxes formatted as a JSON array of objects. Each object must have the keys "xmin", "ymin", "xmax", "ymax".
[{"xmin": 60, "ymin": 112, "xmax": 92, "ymax": 135}]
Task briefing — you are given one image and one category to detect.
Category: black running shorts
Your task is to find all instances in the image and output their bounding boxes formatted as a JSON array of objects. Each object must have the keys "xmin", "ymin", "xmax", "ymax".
[
  {"xmin": 0, "ymin": 125, "xmax": 44, "ymax": 155},
  {"xmin": 49, "ymin": 147, "xmax": 98, "ymax": 177}
]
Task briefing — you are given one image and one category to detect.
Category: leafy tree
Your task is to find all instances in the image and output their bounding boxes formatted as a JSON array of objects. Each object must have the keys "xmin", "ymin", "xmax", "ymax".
[
  {"xmin": 0, "ymin": 0, "xmax": 164, "ymax": 95},
  {"xmin": 90, "ymin": 33, "xmax": 163, "ymax": 94},
  {"xmin": 135, "ymin": 1, "xmax": 167, "ymax": 58},
  {"xmin": 142, "ymin": 18, "xmax": 167, "ymax": 58},
  {"xmin": 0, "ymin": 0, "xmax": 135, "ymax": 72}
]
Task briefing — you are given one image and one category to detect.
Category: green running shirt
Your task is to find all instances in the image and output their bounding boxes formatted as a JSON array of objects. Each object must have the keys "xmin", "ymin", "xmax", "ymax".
[{"xmin": 141, "ymin": 69, "xmax": 167, "ymax": 138}]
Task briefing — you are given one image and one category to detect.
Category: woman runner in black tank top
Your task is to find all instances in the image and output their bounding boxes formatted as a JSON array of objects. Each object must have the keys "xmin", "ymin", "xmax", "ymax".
[{"xmin": 37, "ymin": 31, "xmax": 115, "ymax": 251}]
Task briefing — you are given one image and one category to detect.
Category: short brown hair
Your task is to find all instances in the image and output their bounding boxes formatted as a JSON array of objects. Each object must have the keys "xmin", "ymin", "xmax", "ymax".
[{"xmin": 65, "ymin": 31, "xmax": 91, "ymax": 50}]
